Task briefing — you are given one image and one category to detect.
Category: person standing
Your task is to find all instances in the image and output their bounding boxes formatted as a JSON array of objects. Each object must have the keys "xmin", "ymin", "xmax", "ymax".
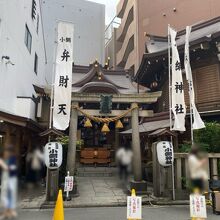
[
  {"xmin": 0, "ymin": 146, "xmax": 18, "ymax": 219},
  {"xmin": 116, "ymin": 146, "xmax": 133, "ymax": 181},
  {"xmin": 26, "ymin": 147, "xmax": 44, "ymax": 186},
  {"xmin": 0, "ymin": 155, "xmax": 9, "ymax": 219},
  {"xmin": 188, "ymin": 144, "xmax": 208, "ymax": 193}
]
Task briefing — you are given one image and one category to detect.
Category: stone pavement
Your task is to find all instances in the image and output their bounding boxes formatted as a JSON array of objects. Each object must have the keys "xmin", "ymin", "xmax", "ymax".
[
  {"xmin": 68, "ymin": 176, "xmax": 128, "ymax": 207},
  {"xmin": 18, "ymin": 175, "xmax": 188, "ymax": 209},
  {"xmin": 19, "ymin": 176, "xmax": 130, "ymax": 209}
]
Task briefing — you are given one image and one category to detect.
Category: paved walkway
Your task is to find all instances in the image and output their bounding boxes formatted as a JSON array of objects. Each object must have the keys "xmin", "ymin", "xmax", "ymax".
[
  {"xmin": 19, "ymin": 175, "xmax": 180, "ymax": 209},
  {"xmin": 73, "ymin": 176, "xmax": 128, "ymax": 206},
  {"xmin": 19, "ymin": 176, "xmax": 130, "ymax": 208}
]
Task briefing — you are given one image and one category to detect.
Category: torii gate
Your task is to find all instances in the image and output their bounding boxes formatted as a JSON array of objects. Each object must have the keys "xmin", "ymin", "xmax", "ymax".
[{"xmin": 64, "ymin": 61, "xmax": 161, "ymax": 192}]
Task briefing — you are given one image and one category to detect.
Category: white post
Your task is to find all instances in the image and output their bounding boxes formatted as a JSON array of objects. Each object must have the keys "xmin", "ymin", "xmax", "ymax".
[
  {"xmin": 168, "ymin": 25, "xmax": 175, "ymax": 201},
  {"xmin": 66, "ymin": 171, "xmax": 70, "ymax": 199}
]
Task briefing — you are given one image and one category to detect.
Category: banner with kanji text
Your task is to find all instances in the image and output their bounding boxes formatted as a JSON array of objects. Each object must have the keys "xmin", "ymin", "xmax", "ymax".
[
  {"xmin": 53, "ymin": 22, "xmax": 74, "ymax": 130},
  {"xmin": 184, "ymin": 26, "xmax": 205, "ymax": 130},
  {"xmin": 169, "ymin": 26, "xmax": 186, "ymax": 131}
]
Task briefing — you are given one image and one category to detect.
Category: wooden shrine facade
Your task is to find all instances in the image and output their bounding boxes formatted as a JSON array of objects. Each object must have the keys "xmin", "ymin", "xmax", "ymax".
[{"xmin": 135, "ymin": 17, "xmax": 220, "ymax": 120}]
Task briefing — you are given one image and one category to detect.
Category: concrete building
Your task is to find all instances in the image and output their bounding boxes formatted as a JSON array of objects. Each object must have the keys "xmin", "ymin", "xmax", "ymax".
[
  {"xmin": 41, "ymin": 0, "xmax": 105, "ymax": 83},
  {"xmin": 0, "ymin": 0, "xmax": 47, "ymax": 120},
  {"xmin": 108, "ymin": 0, "xmax": 220, "ymax": 75},
  {"xmin": 0, "ymin": 0, "xmax": 48, "ymax": 162}
]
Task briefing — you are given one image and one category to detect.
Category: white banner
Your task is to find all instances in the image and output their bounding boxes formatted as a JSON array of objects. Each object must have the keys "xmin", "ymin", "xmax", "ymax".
[
  {"xmin": 169, "ymin": 27, "xmax": 186, "ymax": 131},
  {"xmin": 185, "ymin": 26, "xmax": 205, "ymax": 130},
  {"xmin": 53, "ymin": 22, "xmax": 74, "ymax": 130}
]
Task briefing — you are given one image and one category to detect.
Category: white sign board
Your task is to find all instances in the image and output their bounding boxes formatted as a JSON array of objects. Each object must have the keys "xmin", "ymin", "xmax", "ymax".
[
  {"xmin": 157, "ymin": 141, "xmax": 174, "ymax": 167},
  {"xmin": 127, "ymin": 196, "xmax": 142, "ymax": 219},
  {"xmin": 190, "ymin": 194, "xmax": 207, "ymax": 218},
  {"xmin": 44, "ymin": 142, "xmax": 63, "ymax": 169},
  {"xmin": 64, "ymin": 176, "xmax": 74, "ymax": 192}
]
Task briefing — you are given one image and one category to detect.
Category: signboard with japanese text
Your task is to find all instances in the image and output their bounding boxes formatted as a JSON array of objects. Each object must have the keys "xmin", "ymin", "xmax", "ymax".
[
  {"xmin": 45, "ymin": 142, "xmax": 63, "ymax": 169},
  {"xmin": 157, "ymin": 141, "xmax": 174, "ymax": 167},
  {"xmin": 190, "ymin": 194, "xmax": 207, "ymax": 218},
  {"xmin": 64, "ymin": 176, "xmax": 74, "ymax": 192},
  {"xmin": 127, "ymin": 196, "xmax": 142, "ymax": 219},
  {"xmin": 53, "ymin": 22, "xmax": 74, "ymax": 130},
  {"xmin": 169, "ymin": 26, "xmax": 186, "ymax": 131}
]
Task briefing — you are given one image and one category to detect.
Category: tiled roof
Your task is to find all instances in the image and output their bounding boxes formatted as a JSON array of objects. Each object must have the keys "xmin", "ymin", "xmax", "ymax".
[{"xmin": 72, "ymin": 63, "xmax": 148, "ymax": 94}]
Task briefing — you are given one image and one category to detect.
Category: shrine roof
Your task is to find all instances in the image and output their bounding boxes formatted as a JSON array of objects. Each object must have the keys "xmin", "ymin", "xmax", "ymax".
[
  {"xmin": 72, "ymin": 62, "xmax": 148, "ymax": 94},
  {"xmin": 145, "ymin": 16, "xmax": 220, "ymax": 54},
  {"xmin": 135, "ymin": 16, "xmax": 220, "ymax": 87}
]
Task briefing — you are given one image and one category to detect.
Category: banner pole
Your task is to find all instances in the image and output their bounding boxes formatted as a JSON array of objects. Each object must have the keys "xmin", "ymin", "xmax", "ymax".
[
  {"xmin": 168, "ymin": 25, "xmax": 175, "ymax": 201},
  {"xmin": 186, "ymin": 28, "xmax": 194, "ymax": 145},
  {"xmin": 46, "ymin": 25, "xmax": 59, "ymax": 201},
  {"xmin": 189, "ymin": 95, "xmax": 194, "ymax": 144},
  {"xmin": 168, "ymin": 24, "xmax": 172, "ymax": 131}
]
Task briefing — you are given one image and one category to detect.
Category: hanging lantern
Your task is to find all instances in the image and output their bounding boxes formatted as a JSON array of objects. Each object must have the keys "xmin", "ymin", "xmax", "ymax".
[
  {"xmin": 115, "ymin": 120, "xmax": 123, "ymax": 129},
  {"xmin": 150, "ymin": 81, "xmax": 158, "ymax": 89},
  {"xmin": 84, "ymin": 118, "xmax": 92, "ymax": 128},
  {"xmin": 101, "ymin": 123, "xmax": 110, "ymax": 133}
]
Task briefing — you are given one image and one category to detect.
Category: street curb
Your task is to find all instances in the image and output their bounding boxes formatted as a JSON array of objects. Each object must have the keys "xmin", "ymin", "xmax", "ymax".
[{"xmin": 19, "ymin": 200, "xmax": 189, "ymax": 210}]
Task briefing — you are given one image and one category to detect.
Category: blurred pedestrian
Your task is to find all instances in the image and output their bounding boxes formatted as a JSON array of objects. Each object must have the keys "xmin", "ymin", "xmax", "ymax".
[
  {"xmin": 188, "ymin": 144, "xmax": 208, "ymax": 193},
  {"xmin": 26, "ymin": 147, "xmax": 44, "ymax": 187},
  {"xmin": 0, "ymin": 146, "xmax": 18, "ymax": 219},
  {"xmin": 0, "ymin": 156, "xmax": 8, "ymax": 218},
  {"xmin": 116, "ymin": 145, "xmax": 133, "ymax": 181}
]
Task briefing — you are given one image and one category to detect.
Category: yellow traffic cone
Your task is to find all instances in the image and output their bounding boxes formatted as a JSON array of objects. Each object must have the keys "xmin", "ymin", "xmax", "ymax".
[
  {"xmin": 131, "ymin": 188, "xmax": 136, "ymax": 196},
  {"xmin": 53, "ymin": 190, "xmax": 64, "ymax": 220}
]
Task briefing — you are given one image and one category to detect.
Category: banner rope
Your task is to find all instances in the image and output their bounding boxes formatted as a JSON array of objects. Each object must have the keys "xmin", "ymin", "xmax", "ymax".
[{"xmin": 72, "ymin": 104, "xmax": 138, "ymax": 123}]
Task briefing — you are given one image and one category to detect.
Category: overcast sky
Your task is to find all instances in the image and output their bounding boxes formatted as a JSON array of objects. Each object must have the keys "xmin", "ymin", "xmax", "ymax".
[{"xmin": 86, "ymin": 0, "xmax": 120, "ymax": 25}]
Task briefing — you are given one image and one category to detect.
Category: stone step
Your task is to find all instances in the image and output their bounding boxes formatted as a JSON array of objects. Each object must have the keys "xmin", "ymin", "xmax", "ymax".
[
  {"xmin": 77, "ymin": 171, "xmax": 113, "ymax": 177},
  {"xmin": 76, "ymin": 167, "xmax": 118, "ymax": 177},
  {"xmin": 77, "ymin": 167, "xmax": 117, "ymax": 172}
]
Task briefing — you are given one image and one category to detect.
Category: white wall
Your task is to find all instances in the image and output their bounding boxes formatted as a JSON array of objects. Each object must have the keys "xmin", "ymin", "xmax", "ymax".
[
  {"xmin": 0, "ymin": 0, "xmax": 46, "ymax": 120},
  {"xmin": 41, "ymin": 0, "xmax": 105, "ymax": 83}
]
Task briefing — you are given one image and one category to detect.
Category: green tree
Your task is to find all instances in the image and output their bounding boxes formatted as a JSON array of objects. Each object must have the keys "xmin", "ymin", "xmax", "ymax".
[{"xmin": 194, "ymin": 122, "xmax": 220, "ymax": 153}]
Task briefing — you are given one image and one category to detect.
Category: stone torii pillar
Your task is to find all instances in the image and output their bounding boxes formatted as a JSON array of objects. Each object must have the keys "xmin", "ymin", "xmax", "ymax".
[
  {"xmin": 67, "ymin": 102, "xmax": 78, "ymax": 176},
  {"xmin": 130, "ymin": 103, "xmax": 147, "ymax": 194}
]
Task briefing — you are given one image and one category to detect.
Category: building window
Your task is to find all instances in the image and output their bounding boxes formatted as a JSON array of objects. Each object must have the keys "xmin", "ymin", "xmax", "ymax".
[
  {"xmin": 32, "ymin": 0, "xmax": 37, "ymax": 20},
  {"xmin": 36, "ymin": 14, "xmax": 39, "ymax": 34},
  {"xmin": 34, "ymin": 53, "xmax": 38, "ymax": 74},
  {"xmin": 24, "ymin": 25, "xmax": 32, "ymax": 53}
]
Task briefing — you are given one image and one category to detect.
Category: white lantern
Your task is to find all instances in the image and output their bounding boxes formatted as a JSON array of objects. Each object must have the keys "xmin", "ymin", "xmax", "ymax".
[
  {"xmin": 156, "ymin": 141, "xmax": 174, "ymax": 167},
  {"xmin": 44, "ymin": 142, "xmax": 63, "ymax": 169}
]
